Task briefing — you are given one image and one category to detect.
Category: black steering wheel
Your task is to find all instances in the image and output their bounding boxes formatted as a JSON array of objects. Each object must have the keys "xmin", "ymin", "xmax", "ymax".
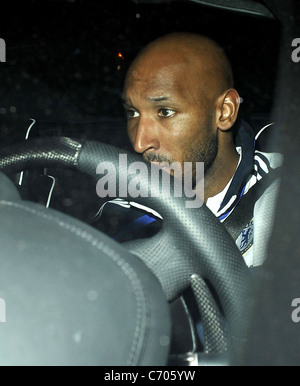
[{"xmin": 0, "ymin": 136, "xmax": 252, "ymax": 365}]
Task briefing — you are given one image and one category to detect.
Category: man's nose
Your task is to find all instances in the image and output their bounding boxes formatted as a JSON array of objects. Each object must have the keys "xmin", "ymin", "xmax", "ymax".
[{"xmin": 132, "ymin": 116, "xmax": 160, "ymax": 154}]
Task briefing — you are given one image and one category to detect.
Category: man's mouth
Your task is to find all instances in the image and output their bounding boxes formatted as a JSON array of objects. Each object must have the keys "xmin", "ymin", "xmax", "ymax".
[{"xmin": 149, "ymin": 161, "xmax": 177, "ymax": 176}]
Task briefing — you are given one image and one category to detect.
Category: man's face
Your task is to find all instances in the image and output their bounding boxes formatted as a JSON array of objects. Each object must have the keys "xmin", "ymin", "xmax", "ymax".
[{"xmin": 122, "ymin": 55, "xmax": 219, "ymax": 179}]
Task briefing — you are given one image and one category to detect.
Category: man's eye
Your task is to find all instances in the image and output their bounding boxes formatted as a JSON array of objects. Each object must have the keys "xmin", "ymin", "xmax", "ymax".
[
  {"xmin": 158, "ymin": 109, "xmax": 175, "ymax": 117},
  {"xmin": 126, "ymin": 110, "xmax": 139, "ymax": 119}
]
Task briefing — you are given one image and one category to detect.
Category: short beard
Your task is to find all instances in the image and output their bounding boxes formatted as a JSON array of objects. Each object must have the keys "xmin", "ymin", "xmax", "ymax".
[
  {"xmin": 143, "ymin": 113, "xmax": 218, "ymax": 188},
  {"xmin": 144, "ymin": 152, "xmax": 174, "ymax": 164},
  {"xmin": 183, "ymin": 114, "xmax": 218, "ymax": 187}
]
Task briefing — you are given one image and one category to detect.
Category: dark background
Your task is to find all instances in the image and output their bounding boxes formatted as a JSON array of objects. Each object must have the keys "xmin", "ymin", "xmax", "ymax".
[
  {"xmin": 2, "ymin": 0, "xmax": 300, "ymax": 365},
  {"xmin": 0, "ymin": 0, "xmax": 281, "ymax": 148}
]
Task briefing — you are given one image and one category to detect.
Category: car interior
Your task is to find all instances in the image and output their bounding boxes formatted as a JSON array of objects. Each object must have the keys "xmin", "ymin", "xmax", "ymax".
[{"xmin": 0, "ymin": 0, "xmax": 299, "ymax": 366}]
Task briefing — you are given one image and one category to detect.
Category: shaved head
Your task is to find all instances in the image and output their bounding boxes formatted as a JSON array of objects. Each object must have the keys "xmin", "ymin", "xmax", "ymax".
[{"xmin": 125, "ymin": 32, "xmax": 234, "ymax": 103}]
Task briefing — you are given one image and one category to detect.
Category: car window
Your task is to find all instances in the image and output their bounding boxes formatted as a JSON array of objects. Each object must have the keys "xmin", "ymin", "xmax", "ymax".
[
  {"xmin": 0, "ymin": 0, "xmax": 283, "ymax": 235},
  {"xmin": 0, "ymin": 0, "xmax": 280, "ymax": 148}
]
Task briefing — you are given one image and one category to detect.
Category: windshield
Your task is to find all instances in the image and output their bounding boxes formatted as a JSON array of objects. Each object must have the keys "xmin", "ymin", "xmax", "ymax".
[{"xmin": 0, "ymin": 0, "xmax": 280, "ymax": 148}]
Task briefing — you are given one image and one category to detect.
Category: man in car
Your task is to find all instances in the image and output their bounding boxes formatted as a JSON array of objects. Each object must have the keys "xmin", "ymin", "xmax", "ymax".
[{"xmin": 120, "ymin": 32, "xmax": 282, "ymax": 267}]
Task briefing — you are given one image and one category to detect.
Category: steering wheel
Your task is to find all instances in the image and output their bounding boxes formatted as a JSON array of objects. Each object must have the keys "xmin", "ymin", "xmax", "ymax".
[{"xmin": 0, "ymin": 136, "xmax": 252, "ymax": 365}]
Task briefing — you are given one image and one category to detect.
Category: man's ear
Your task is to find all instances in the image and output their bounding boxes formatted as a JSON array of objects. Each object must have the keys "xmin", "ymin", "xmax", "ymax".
[{"xmin": 217, "ymin": 89, "xmax": 240, "ymax": 131}]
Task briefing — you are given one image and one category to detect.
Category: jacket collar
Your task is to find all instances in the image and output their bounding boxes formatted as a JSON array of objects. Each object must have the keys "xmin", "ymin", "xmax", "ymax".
[{"xmin": 217, "ymin": 119, "xmax": 255, "ymax": 215}]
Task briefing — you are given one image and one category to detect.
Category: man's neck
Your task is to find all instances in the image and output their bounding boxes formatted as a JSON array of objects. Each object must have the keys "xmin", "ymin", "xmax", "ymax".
[{"xmin": 203, "ymin": 148, "xmax": 239, "ymax": 202}]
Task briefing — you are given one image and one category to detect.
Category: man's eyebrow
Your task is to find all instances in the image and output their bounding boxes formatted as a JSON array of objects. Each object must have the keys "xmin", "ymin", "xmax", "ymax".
[
  {"xmin": 122, "ymin": 97, "xmax": 131, "ymax": 106},
  {"xmin": 147, "ymin": 96, "xmax": 170, "ymax": 102},
  {"xmin": 122, "ymin": 96, "xmax": 170, "ymax": 105}
]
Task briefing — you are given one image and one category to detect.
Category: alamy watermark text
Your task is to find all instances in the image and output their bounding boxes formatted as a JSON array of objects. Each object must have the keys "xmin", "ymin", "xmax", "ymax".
[
  {"xmin": 95, "ymin": 155, "xmax": 204, "ymax": 208},
  {"xmin": 0, "ymin": 38, "xmax": 6, "ymax": 62},
  {"xmin": 292, "ymin": 38, "xmax": 300, "ymax": 63}
]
